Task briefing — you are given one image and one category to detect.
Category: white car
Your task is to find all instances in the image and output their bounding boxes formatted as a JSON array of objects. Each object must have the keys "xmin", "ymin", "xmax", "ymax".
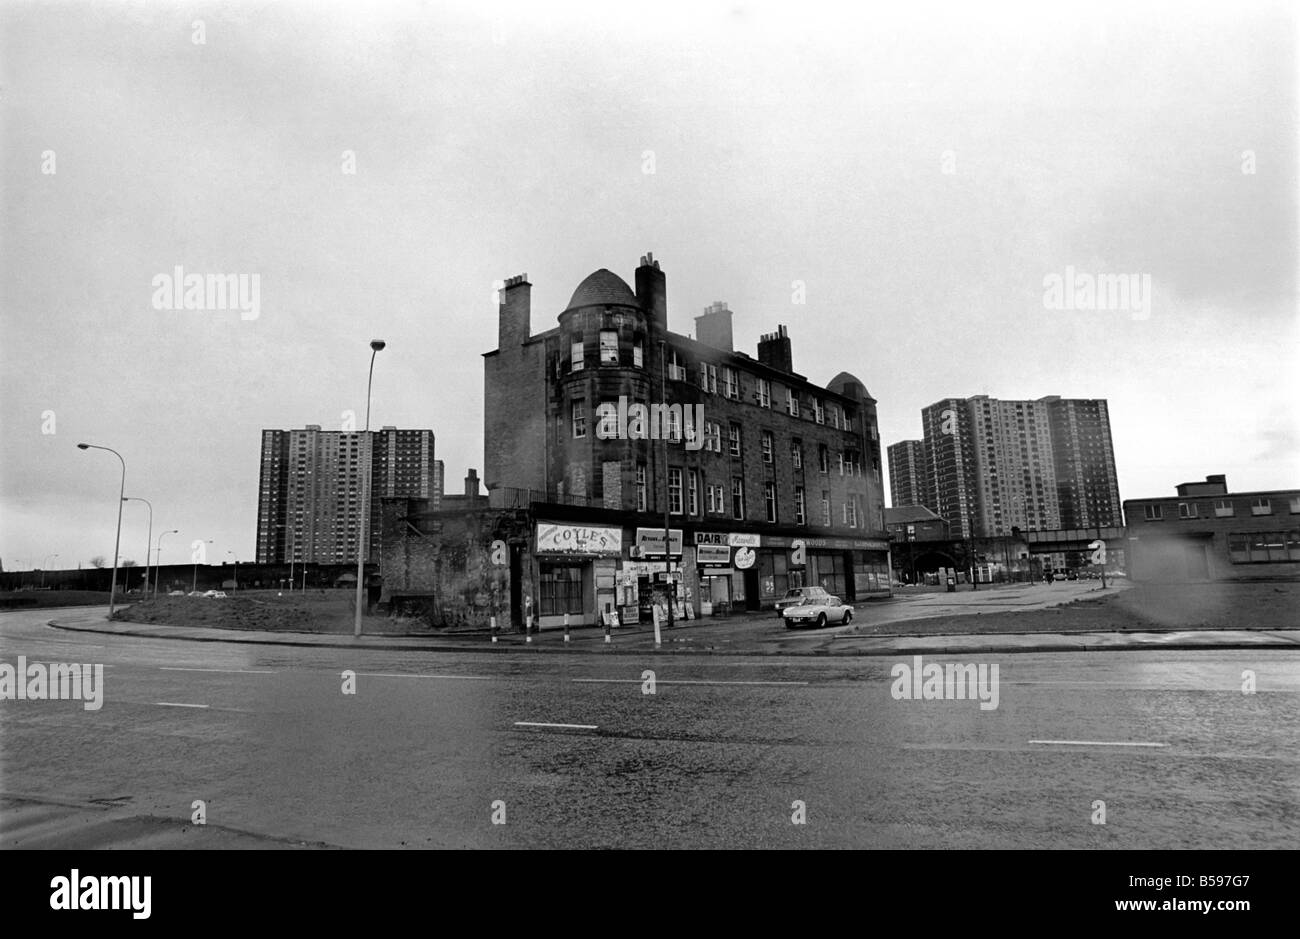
[
  {"xmin": 774, "ymin": 585, "xmax": 832, "ymax": 618},
  {"xmin": 213, "ymin": 591, "xmax": 228, "ymax": 598},
  {"xmin": 783, "ymin": 595, "xmax": 853, "ymax": 629}
]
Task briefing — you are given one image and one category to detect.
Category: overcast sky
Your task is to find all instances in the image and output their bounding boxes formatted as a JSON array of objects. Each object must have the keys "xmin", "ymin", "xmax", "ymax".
[{"xmin": 1, "ymin": 0, "xmax": 1296, "ymax": 570}]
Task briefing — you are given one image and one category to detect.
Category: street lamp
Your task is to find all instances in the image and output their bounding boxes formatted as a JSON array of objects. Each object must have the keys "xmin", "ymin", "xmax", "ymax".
[
  {"xmin": 227, "ymin": 550, "xmax": 238, "ymax": 591},
  {"xmin": 192, "ymin": 540, "xmax": 213, "ymax": 593},
  {"xmin": 155, "ymin": 529, "xmax": 178, "ymax": 598},
  {"xmin": 123, "ymin": 496, "xmax": 152, "ymax": 599},
  {"xmin": 40, "ymin": 554, "xmax": 59, "ymax": 588},
  {"xmin": 658, "ymin": 339, "xmax": 674, "ymax": 630},
  {"xmin": 355, "ymin": 339, "xmax": 385, "ymax": 638},
  {"xmin": 77, "ymin": 443, "xmax": 126, "ymax": 617}
]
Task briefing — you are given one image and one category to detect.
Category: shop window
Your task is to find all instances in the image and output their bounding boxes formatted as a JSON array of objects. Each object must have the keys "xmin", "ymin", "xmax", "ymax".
[{"xmin": 539, "ymin": 565, "xmax": 584, "ymax": 616}]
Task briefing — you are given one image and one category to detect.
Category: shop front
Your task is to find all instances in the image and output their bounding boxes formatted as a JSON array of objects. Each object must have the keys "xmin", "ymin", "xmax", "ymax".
[
  {"xmin": 691, "ymin": 531, "xmax": 760, "ymax": 614},
  {"xmin": 534, "ymin": 521, "xmax": 622, "ymax": 629},
  {"xmin": 626, "ymin": 528, "xmax": 688, "ymax": 624},
  {"xmin": 758, "ymin": 536, "xmax": 892, "ymax": 605}
]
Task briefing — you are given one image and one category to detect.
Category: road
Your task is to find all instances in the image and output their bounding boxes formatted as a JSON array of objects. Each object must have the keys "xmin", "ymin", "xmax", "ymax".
[{"xmin": 2, "ymin": 606, "xmax": 1296, "ymax": 849}]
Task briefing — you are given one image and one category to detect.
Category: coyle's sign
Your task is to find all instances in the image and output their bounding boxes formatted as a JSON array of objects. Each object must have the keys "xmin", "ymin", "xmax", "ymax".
[{"xmin": 536, "ymin": 524, "xmax": 621, "ymax": 556}]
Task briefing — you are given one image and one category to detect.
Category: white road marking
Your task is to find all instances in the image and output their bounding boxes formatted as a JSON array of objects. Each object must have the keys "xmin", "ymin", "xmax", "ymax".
[
  {"xmin": 160, "ymin": 667, "xmax": 276, "ymax": 674},
  {"xmin": 1029, "ymin": 739, "xmax": 1167, "ymax": 748},
  {"xmin": 572, "ymin": 678, "xmax": 808, "ymax": 686},
  {"xmin": 155, "ymin": 702, "xmax": 209, "ymax": 709},
  {"xmin": 356, "ymin": 672, "xmax": 495, "ymax": 680},
  {"xmin": 514, "ymin": 721, "xmax": 598, "ymax": 730}
]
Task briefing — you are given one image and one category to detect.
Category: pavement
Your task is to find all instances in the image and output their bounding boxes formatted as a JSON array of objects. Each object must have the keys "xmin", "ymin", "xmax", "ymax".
[{"xmin": 46, "ymin": 582, "xmax": 1300, "ymax": 656}]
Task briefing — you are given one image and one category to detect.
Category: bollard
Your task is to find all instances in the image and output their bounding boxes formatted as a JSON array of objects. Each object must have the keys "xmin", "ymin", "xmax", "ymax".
[
  {"xmin": 604, "ymin": 618, "xmax": 611, "ymax": 644},
  {"xmin": 490, "ymin": 615, "xmax": 497, "ymax": 643},
  {"xmin": 525, "ymin": 613, "xmax": 532, "ymax": 643},
  {"xmin": 563, "ymin": 611, "xmax": 570, "ymax": 643}
]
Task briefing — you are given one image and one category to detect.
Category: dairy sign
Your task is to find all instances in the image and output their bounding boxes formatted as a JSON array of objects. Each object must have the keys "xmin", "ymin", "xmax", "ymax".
[{"xmin": 536, "ymin": 523, "xmax": 622, "ymax": 557}]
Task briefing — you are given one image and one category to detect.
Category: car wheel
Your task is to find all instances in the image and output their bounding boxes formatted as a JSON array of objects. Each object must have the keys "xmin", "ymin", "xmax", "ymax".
[
  {"xmin": 816, "ymin": 613, "xmax": 827, "ymax": 628},
  {"xmin": 842, "ymin": 609, "xmax": 852, "ymax": 624}
]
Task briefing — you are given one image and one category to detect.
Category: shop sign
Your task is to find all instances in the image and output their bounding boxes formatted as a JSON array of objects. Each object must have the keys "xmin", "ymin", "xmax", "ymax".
[
  {"xmin": 733, "ymin": 546, "xmax": 757, "ymax": 569},
  {"xmin": 536, "ymin": 523, "xmax": 622, "ymax": 556},
  {"xmin": 729, "ymin": 533, "xmax": 760, "ymax": 548},
  {"xmin": 635, "ymin": 528, "xmax": 682, "ymax": 557},
  {"xmin": 696, "ymin": 544, "xmax": 731, "ymax": 566}
]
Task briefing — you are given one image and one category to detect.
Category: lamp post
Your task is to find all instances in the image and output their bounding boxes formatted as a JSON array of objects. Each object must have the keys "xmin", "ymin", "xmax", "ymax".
[
  {"xmin": 227, "ymin": 550, "xmax": 238, "ymax": 591},
  {"xmin": 658, "ymin": 339, "xmax": 674, "ymax": 629},
  {"xmin": 155, "ymin": 529, "xmax": 178, "ymax": 598},
  {"xmin": 41, "ymin": 554, "xmax": 59, "ymax": 588},
  {"xmin": 122, "ymin": 496, "xmax": 152, "ymax": 598},
  {"xmin": 192, "ymin": 540, "xmax": 212, "ymax": 593},
  {"xmin": 355, "ymin": 339, "xmax": 385, "ymax": 638},
  {"xmin": 77, "ymin": 443, "xmax": 126, "ymax": 617}
]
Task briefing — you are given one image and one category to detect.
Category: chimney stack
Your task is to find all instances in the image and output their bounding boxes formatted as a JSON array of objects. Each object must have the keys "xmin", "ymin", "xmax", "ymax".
[
  {"xmin": 465, "ymin": 468, "xmax": 480, "ymax": 498},
  {"xmin": 757, "ymin": 324, "xmax": 793, "ymax": 373},
  {"xmin": 694, "ymin": 301, "xmax": 734, "ymax": 353},
  {"xmin": 497, "ymin": 274, "xmax": 531, "ymax": 350},
  {"xmin": 635, "ymin": 252, "xmax": 666, "ymax": 334}
]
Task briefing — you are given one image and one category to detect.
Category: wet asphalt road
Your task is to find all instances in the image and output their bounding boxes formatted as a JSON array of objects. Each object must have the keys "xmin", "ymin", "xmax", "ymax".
[{"xmin": 2, "ymin": 607, "xmax": 1297, "ymax": 849}]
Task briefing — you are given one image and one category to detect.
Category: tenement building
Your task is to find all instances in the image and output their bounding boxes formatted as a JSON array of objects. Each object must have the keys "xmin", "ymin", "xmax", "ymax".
[
  {"xmin": 460, "ymin": 253, "xmax": 891, "ymax": 628},
  {"xmin": 1124, "ymin": 474, "xmax": 1300, "ymax": 581},
  {"xmin": 255, "ymin": 425, "xmax": 438, "ymax": 566}
]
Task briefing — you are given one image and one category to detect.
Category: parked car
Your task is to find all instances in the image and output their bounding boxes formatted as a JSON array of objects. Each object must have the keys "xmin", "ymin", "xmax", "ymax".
[
  {"xmin": 1066, "ymin": 570, "xmax": 1079, "ymax": 581},
  {"xmin": 783, "ymin": 595, "xmax": 853, "ymax": 629},
  {"xmin": 187, "ymin": 591, "xmax": 205, "ymax": 597},
  {"xmin": 1052, "ymin": 570, "xmax": 1067, "ymax": 582},
  {"xmin": 213, "ymin": 591, "xmax": 228, "ymax": 598},
  {"xmin": 774, "ymin": 585, "xmax": 832, "ymax": 617},
  {"xmin": 169, "ymin": 590, "xmax": 186, "ymax": 596}
]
